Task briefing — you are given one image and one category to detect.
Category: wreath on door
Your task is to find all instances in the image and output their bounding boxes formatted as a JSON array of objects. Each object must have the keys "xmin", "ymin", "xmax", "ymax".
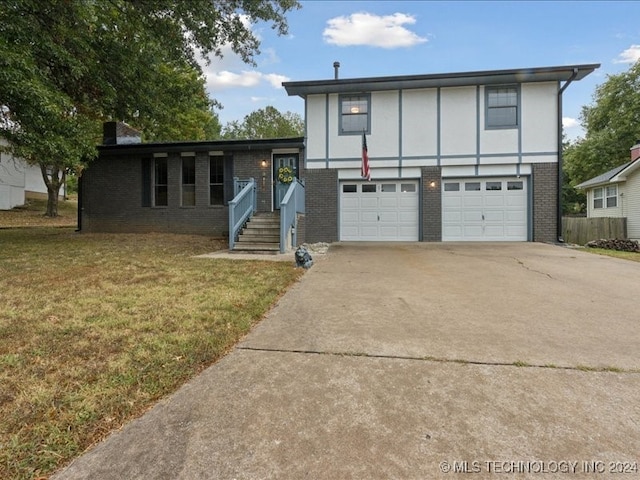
[{"xmin": 277, "ymin": 166, "xmax": 294, "ymax": 184}]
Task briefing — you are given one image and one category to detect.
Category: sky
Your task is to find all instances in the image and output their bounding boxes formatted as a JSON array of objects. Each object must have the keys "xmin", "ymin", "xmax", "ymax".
[{"xmin": 200, "ymin": 1, "xmax": 640, "ymax": 141}]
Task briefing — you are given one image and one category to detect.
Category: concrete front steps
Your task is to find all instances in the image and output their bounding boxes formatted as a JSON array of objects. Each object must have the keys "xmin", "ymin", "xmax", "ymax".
[{"xmin": 233, "ymin": 212, "xmax": 281, "ymax": 253}]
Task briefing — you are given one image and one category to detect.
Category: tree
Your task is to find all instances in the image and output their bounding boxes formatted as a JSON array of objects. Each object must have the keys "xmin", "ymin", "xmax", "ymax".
[
  {"xmin": 0, "ymin": 0, "xmax": 300, "ymax": 216},
  {"xmin": 222, "ymin": 106, "xmax": 304, "ymax": 139},
  {"xmin": 564, "ymin": 60, "xmax": 640, "ymax": 187}
]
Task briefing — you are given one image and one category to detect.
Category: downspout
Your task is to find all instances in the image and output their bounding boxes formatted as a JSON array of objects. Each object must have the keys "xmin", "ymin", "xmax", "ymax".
[
  {"xmin": 76, "ymin": 172, "xmax": 83, "ymax": 232},
  {"xmin": 556, "ymin": 68, "xmax": 579, "ymax": 242}
]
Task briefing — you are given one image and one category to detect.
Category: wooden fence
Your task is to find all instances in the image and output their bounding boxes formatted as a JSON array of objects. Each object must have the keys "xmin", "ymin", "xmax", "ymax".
[{"xmin": 562, "ymin": 216, "xmax": 627, "ymax": 245}]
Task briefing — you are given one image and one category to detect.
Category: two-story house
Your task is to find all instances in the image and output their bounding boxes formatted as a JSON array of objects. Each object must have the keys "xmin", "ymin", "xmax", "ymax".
[{"xmin": 284, "ymin": 64, "xmax": 599, "ymax": 243}]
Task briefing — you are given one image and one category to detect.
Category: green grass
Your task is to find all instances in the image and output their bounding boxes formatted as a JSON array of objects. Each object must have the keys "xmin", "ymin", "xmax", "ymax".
[
  {"xmin": 580, "ymin": 247, "xmax": 640, "ymax": 262},
  {"xmin": 0, "ymin": 228, "xmax": 304, "ymax": 480},
  {"xmin": 0, "ymin": 196, "xmax": 77, "ymax": 228}
]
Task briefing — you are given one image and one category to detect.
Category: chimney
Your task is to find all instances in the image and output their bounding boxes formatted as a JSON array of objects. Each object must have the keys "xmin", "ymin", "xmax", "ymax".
[
  {"xmin": 333, "ymin": 61, "xmax": 340, "ymax": 80},
  {"xmin": 631, "ymin": 140, "xmax": 640, "ymax": 161},
  {"xmin": 103, "ymin": 121, "xmax": 142, "ymax": 145}
]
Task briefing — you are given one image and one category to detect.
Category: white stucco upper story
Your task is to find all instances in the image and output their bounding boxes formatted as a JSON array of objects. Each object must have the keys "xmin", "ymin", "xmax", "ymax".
[{"xmin": 284, "ymin": 64, "xmax": 599, "ymax": 174}]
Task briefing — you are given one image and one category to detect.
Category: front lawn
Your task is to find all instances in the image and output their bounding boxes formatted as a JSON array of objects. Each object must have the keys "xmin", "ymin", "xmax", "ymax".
[
  {"xmin": 0, "ymin": 228, "xmax": 304, "ymax": 480},
  {"xmin": 581, "ymin": 247, "xmax": 640, "ymax": 262}
]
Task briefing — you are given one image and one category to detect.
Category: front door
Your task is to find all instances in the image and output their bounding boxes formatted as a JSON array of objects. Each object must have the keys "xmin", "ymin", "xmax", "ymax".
[{"xmin": 273, "ymin": 153, "xmax": 299, "ymax": 209}]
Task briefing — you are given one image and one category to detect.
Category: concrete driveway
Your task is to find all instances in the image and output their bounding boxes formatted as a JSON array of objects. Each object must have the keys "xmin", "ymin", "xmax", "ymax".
[{"xmin": 54, "ymin": 243, "xmax": 640, "ymax": 479}]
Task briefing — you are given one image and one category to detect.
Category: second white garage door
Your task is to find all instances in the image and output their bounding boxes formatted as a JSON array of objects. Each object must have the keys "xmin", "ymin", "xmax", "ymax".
[
  {"xmin": 340, "ymin": 180, "xmax": 419, "ymax": 241},
  {"xmin": 442, "ymin": 177, "xmax": 528, "ymax": 241}
]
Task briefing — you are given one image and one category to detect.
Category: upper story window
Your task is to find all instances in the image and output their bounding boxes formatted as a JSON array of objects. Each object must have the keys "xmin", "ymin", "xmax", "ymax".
[
  {"xmin": 594, "ymin": 185, "xmax": 618, "ymax": 209},
  {"xmin": 339, "ymin": 94, "xmax": 370, "ymax": 135},
  {"xmin": 486, "ymin": 86, "xmax": 519, "ymax": 129}
]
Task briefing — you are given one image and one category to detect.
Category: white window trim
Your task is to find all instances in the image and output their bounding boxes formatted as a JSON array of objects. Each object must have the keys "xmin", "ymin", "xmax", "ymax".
[
  {"xmin": 338, "ymin": 93, "xmax": 371, "ymax": 135},
  {"xmin": 485, "ymin": 85, "xmax": 519, "ymax": 130}
]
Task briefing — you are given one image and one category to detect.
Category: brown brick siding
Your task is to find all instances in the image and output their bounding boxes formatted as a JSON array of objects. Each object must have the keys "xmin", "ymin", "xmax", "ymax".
[
  {"xmin": 422, "ymin": 167, "xmax": 442, "ymax": 241},
  {"xmin": 532, "ymin": 162, "xmax": 558, "ymax": 243},
  {"xmin": 302, "ymin": 168, "xmax": 338, "ymax": 243}
]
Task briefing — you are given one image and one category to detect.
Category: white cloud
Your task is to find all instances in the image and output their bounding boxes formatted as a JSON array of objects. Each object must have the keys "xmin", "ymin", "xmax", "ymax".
[
  {"xmin": 614, "ymin": 45, "xmax": 640, "ymax": 64},
  {"xmin": 264, "ymin": 73, "xmax": 290, "ymax": 88},
  {"xmin": 323, "ymin": 12, "xmax": 428, "ymax": 48},
  {"xmin": 207, "ymin": 70, "xmax": 263, "ymax": 89},
  {"xmin": 562, "ymin": 117, "xmax": 579, "ymax": 129},
  {"xmin": 205, "ymin": 70, "xmax": 289, "ymax": 90}
]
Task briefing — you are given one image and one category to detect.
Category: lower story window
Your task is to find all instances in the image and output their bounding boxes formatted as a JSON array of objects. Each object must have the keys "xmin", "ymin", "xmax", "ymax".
[
  {"xmin": 182, "ymin": 156, "xmax": 196, "ymax": 206},
  {"xmin": 154, "ymin": 157, "xmax": 168, "ymax": 206},
  {"xmin": 210, "ymin": 155, "xmax": 224, "ymax": 205},
  {"xmin": 606, "ymin": 185, "xmax": 618, "ymax": 208}
]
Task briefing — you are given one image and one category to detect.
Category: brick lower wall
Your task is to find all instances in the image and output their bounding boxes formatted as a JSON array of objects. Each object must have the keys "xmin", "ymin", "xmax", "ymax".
[
  {"xmin": 422, "ymin": 167, "xmax": 442, "ymax": 242},
  {"xmin": 532, "ymin": 162, "xmax": 558, "ymax": 243},
  {"xmin": 81, "ymin": 148, "xmax": 278, "ymax": 236},
  {"xmin": 302, "ymin": 169, "xmax": 338, "ymax": 243}
]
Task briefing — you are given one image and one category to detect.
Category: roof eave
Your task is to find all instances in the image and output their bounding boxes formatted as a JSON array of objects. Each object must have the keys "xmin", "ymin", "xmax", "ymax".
[
  {"xmin": 97, "ymin": 137, "xmax": 305, "ymax": 156},
  {"xmin": 283, "ymin": 64, "xmax": 600, "ymax": 97},
  {"xmin": 610, "ymin": 157, "xmax": 640, "ymax": 183}
]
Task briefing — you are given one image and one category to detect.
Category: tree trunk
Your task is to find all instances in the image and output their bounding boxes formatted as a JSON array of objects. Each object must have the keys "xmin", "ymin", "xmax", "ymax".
[
  {"xmin": 46, "ymin": 184, "xmax": 59, "ymax": 217},
  {"xmin": 41, "ymin": 165, "xmax": 64, "ymax": 217}
]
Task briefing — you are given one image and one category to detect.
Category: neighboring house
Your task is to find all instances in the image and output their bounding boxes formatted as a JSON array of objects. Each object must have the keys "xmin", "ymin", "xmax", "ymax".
[
  {"xmin": 575, "ymin": 141, "xmax": 640, "ymax": 240},
  {"xmin": 0, "ymin": 138, "xmax": 58, "ymax": 210},
  {"xmin": 283, "ymin": 64, "xmax": 598, "ymax": 243},
  {"xmin": 80, "ymin": 122, "xmax": 304, "ymax": 237}
]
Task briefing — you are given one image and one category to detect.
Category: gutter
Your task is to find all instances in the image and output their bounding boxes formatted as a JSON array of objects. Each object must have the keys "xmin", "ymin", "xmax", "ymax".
[{"xmin": 556, "ymin": 67, "xmax": 579, "ymax": 243}]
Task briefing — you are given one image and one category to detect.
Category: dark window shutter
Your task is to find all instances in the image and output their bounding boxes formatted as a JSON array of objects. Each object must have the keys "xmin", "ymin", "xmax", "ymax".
[
  {"xmin": 141, "ymin": 158, "xmax": 151, "ymax": 207},
  {"xmin": 223, "ymin": 154, "xmax": 234, "ymax": 205}
]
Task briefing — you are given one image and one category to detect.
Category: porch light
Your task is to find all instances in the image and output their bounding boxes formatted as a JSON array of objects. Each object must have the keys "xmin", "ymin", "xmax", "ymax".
[
  {"xmin": 429, "ymin": 181, "xmax": 437, "ymax": 188},
  {"xmin": 261, "ymin": 160, "xmax": 268, "ymax": 167}
]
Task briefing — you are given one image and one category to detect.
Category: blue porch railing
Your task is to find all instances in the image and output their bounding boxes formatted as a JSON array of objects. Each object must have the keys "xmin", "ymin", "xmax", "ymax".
[
  {"xmin": 228, "ymin": 177, "xmax": 257, "ymax": 251},
  {"xmin": 279, "ymin": 178, "xmax": 305, "ymax": 253}
]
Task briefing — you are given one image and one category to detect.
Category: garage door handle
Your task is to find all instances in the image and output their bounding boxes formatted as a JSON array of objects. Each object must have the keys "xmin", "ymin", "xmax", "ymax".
[{"xmin": 482, "ymin": 214, "xmax": 485, "ymax": 221}]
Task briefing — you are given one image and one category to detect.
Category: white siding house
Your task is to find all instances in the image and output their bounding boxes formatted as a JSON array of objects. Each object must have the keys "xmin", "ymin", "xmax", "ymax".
[
  {"xmin": 576, "ymin": 142, "xmax": 640, "ymax": 240},
  {"xmin": 1, "ymin": 138, "xmax": 69, "ymax": 210},
  {"xmin": 284, "ymin": 64, "xmax": 599, "ymax": 243}
]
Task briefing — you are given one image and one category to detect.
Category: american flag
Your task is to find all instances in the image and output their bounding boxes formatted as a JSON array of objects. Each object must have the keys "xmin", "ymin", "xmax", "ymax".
[{"xmin": 361, "ymin": 130, "xmax": 371, "ymax": 181}]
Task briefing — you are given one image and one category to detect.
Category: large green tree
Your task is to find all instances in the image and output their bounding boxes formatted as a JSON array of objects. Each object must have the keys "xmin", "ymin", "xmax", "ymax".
[
  {"xmin": 564, "ymin": 60, "xmax": 640, "ymax": 188},
  {"xmin": 0, "ymin": 0, "xmax": 299, "ymax": 216},
  {"xmin": 222, "ymin": 106, "xmax": 304, "ymax": 139}
]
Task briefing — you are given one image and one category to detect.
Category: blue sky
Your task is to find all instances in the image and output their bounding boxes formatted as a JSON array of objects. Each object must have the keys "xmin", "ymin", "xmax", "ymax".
[{"xmin": 201, "ymin": 1, "xmax": 640, "ymax": 140}]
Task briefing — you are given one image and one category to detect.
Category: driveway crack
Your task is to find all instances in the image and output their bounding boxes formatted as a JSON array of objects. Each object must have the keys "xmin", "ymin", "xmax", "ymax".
[
  {"xmin": 513, "ymin": 257, "xmax": 554, "ymax": 279},
  {"xmin": 237, "ymin": 346, "xmax": 638, "ymax": 374}
]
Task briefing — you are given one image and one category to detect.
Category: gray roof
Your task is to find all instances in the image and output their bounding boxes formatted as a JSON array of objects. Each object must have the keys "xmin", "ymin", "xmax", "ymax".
[
  {"xmin": 575, "ymin": 161, "xmax": 633, "ymax": 189},
  {"xmin": 283, "ymin": 64, "xmax": 600, "ymax": 97}
]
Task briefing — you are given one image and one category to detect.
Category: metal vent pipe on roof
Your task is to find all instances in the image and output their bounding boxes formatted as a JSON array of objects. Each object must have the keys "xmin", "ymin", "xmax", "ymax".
[{"xmin": 333, "ymin": 61, "xmax": 340, "ymax": 79}]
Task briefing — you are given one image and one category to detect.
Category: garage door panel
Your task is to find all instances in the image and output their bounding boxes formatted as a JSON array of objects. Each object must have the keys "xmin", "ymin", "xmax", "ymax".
[
  {"xmin": 443, "ymin": 211, "xmax": 462, "ymax": 222},
  {"xmin": 507, "ymin": 196, "xmax": 525, "ymax": 207},
  {"xmin": 342, "ymin": 211, "xmax": 359, "ymax": 223},
  {"xmin": 484, "ymin": 210, "xmax": 504, "ymax": 222},
  {"xmin": 463, "ymin": 210, "xmax": 483, "ymax": 222},
  {"xmin": 443, "ymin": 177, "xmax": 527, "ymax": 241},
  {"xmin": 360, "ymin": 197, "xmax": 378, "ymax": 208},
  {"xmin": 379, "ymin": 212, "xmax": 398, "ymax": 223},
  {"xmin": 360, "ymin": 211, "xmax": 378, "ymax": 222},
  {"xmin": 342, "ymin": 197, "xmax": 359, "ymax": 208},
  {"xmin": 485, "ymin": 196, "xmax": 505, "ymax": 207},
  {"xmin": 398, "ymin": 196, "xmax": 417, "ymax": 208},
  {"xmin": 379, "ymin": 197, "xmax": 398, "ymax": 208}
]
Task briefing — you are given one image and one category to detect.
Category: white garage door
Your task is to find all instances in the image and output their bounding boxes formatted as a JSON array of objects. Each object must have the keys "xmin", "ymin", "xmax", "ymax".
[
  {"xmin": 442, "ymin": 178, "xmax": 528, "ymax": 241},
  {"xmin": 340, "ymin": 180, "xmax": 419, "ymax": 241}
]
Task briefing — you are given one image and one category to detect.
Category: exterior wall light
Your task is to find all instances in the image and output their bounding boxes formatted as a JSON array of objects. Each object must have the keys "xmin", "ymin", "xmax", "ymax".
[
  {"xmin": 261, "ymin": 160, "xmax": 268, "ymax": 167},
  {"xmin": 429, "ymin": 181, "xmax": 437, "ymax": 188}
]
